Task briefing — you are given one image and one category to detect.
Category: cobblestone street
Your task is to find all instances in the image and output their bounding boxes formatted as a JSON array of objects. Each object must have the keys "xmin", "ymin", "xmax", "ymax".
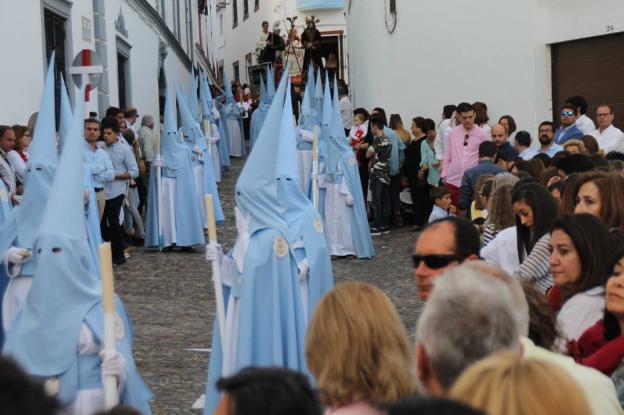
[{"xmin": 115, "ymin": 157, "xmax": 423, "ymax": 414}]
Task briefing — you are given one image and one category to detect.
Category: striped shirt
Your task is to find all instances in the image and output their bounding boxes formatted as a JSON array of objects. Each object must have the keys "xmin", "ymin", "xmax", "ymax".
[{"xmin": 514, "ymin": 233, "xmax": 553, "ymax": 293}]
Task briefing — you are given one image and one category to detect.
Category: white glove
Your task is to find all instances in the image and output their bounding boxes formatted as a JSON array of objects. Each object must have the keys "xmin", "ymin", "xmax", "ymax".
[
  {"xmin": 83, "ymin": 190, "xmax": 91, "ymax": 205},
  {"xmin": 6, "ymin": 247, "xmax": 30, "ymax": 265},
  {"xmin": 345, "ymin": 195, "xmax": 354, "ymax": 207},
  {"xmin": 298, "ymin": 258, "xmax": 310, "ymax": 281},
  {"xmin": 100, "ymin": 350, "xmax": 127, "ymax": 378},
  {"xmin": 192, "ymin": 145, "xmax": 203, "ymax": 155},
  {"xmin": 205, "ymin": 243, "xmax": 223, "ymax": 262},
  {"xmin": 153, "ymin": 158, "xmax": 163, "ymax": 168}
]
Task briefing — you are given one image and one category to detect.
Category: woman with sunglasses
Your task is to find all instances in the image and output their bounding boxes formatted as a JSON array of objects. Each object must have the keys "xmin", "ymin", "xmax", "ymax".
[
  {"xmin": 550, "ymin": 214, "xmax": 615, "ymax": 348},
  {"xmin": 568, "ymin": 245, "xmax": 624, "ymax": 376}
]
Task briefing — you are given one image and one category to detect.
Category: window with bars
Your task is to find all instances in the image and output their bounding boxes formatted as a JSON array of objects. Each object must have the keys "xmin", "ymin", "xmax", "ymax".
[
  {"xmin": 254, "ymin": 0, "xmax": 259, "ymax": 12},
  {"xmin": 243, "ymin": 0, "xmax": 249, "ymax": 20},
  {"xmin": 232, "ymin": 0, "xmax": 238, "ymax": 28}
]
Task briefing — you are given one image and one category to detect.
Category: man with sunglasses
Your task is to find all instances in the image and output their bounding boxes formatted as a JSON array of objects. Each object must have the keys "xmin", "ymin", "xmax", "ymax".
[
  {"xmin": 441, "ymin": 102, "xmax": 488, "ymax": 207},
  {"xmin": 412, "ymin": 216, "xmax": 480, "ymax": 300},
  {"xmin": 554, "ymin": 103, "xmax": 584, "ymax": 145}
]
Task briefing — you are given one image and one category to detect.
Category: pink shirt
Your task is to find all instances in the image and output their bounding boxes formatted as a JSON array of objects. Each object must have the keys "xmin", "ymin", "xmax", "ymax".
[
  {"xmin": 324, "ymin": 402, "xmax": 384, "ymax": 415},
  {"xmin": 442, "ymin": 124, "xmax": 489, "ymax": 187}
]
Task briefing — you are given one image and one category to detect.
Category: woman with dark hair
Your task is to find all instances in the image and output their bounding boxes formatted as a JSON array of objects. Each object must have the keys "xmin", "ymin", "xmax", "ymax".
[
  {"xmin": 498, "ymin": 114, "xmax": 517, "ymax": 139},
  {"xmin": 472, "ymin": 101, "xmax": 491, "ymax": 136},
  {"xmin": 550, "ymin": 214, "xmax": 614, "ymax": 345},
  {"xmin": 511, "ymin": 182, "xmax": 559, "ymax": 292},
  {"xmin": 572, "ymin": 171, "xmax": 624, "ymax": 230},
  {"xmin": 581, "ymin": 134, "xmax": 601, "ymax": 155},
  {"xmin": 511, "ymin": 158, "xmax": 545, "ymax": 178},
  {"xmin": 569, "ymin": 246, "xmax": 624, "ymax": 376}
]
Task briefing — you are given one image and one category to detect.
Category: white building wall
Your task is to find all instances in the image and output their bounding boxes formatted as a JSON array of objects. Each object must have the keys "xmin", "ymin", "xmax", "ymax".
[
  {"xmin": 0, "ymin": 0, "xmax": 210, "ymax": 126},
  {"xmin": 347, "ymin": 0, "xmax": 624, "ymax": 137},
  {"xmin": 0, "ymin": 1, "xmax": 46, "ymax": 125}
]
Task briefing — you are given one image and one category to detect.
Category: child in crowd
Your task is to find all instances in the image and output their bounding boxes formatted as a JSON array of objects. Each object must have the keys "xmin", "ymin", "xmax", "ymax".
[
  {"xmin": 428, "ymin": 186, "xmax": 456, "ymax": 223},
  {"xmin": 367, "ymin": 116, "xmax": 392, "ymax": 235}
]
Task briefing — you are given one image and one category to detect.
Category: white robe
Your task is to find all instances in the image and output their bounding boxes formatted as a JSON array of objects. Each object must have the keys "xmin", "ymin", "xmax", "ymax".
[
  {"xmin": 320, "ymin": 169, "xmax": 355, "ymax": 257},
  {"xmin": 160, "ymin": 177, "xmax": 178, "ymax": 247},
  {"xmin": 2, "ymin": 274, "xmax": 33, "ymax": 332},
  {"xmin": 206, "ymin": 132, "xmax": 221, "ymax": 183},
  {"xmin": 227, "ymin": 118, "xmax": 244, "ymax": 158},
  {"xmin": 193, "ymin": 165, "xmax": 207, "ymax": 229}
]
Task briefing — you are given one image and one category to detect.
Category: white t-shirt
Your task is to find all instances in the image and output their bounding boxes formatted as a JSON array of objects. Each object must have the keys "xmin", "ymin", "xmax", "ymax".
[{"xmin": 590, "ymin": 124, "xmax": 624, "ymax": 154}]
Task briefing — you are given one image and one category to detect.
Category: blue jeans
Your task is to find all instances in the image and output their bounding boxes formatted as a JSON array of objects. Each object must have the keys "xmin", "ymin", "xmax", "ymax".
[{"xmin": 371, "ymin": 179, "xmax": 391, "ymax": 229}]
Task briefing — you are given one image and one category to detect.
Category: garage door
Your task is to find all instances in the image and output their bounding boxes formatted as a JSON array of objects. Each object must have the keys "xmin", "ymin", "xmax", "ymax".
[{"xmin": 552, "ymin": 32, "xmax": 624, "ymax": 130}]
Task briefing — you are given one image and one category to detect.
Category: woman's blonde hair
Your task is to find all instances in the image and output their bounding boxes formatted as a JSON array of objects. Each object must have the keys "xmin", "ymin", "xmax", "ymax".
[
  {"xmin": 487, "ymin": 184, "xmax": 515, "ymax": 231},
  {"xmin": 449, "ymin": 352, "xmax": 590, "ymax": 415},
  {"xmin": 305, "ymin": 282, "xmax": 417, "ymax": 407}
]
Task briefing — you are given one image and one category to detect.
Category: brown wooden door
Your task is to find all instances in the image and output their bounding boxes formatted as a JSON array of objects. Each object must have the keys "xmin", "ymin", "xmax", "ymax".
[{"xmin": 552, "ymin": 32, "xmax": 624, "ymax": 130}]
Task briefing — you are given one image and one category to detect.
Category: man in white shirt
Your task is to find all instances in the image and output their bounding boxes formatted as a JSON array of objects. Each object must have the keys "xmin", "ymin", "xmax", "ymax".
[
  {"xmin": 567, "ymin": 95, "xmax": 596, "ymax": 134},
  {"xmin": 590, "ymin": 104, "xmax": 624, "ymax": 154},
  {"xmin": 256, "ymin": 21, "xmax": 270, "ymax": 62},
  {"xmin": 338, "ymin": 85, "xmax": 353, "ymax": 136},
  {"xmin": 514, "ymin": 131, "xmax": 537, "ymax": 160},
  {"xmin": 124, "ymin": 107, "xmax": 140, "ymax": 136},
  {"xmin": 434, "ymin": 105, "xmax": 458, "ymax": 161}
]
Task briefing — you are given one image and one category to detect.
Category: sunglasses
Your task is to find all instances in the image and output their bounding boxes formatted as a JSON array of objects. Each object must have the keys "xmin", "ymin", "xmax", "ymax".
[
  {"xmin": 463, "ymin": 134, "xmax": 469, "ymax": 146},
  {"xmin": 412, "ymin": 254, "xmax": 461, "ymax": 269},
  {"xmin": 561, "ymin": 111, "xmax": 575, "ymax": 117}
]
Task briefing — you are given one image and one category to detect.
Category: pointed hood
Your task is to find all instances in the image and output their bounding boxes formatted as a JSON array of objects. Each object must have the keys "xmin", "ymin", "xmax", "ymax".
[
  {"xmin": 259, "ymin": 74, "xmax": 267, "ymax": 106},
  {"xmin": 3, "ymin": 84, "xmax": 102, "ymax": 377},
  {"xmin": 277, "ymin": 80, "xmax": 312, "ymax": 238},
  {"xmin": 306, "ymin": 64, "xmax": 315, "ymax": 97},
  {"xmin": 200, "ymin": 69, "xmax": 215, "ymax": 123},
  {"xmin": 298, "ymin": 68, "xmax": 318, "ymax": 131},
  {"xmin": 223, "ymin": 71, "xmax": 236, "ymax": 105},
  {"xmin": 320, "ymin": 72, "xmax": 333, "ymax": 129},
  {"xmin": 235, "ymin": 74, "xmax": 289, "ymax": 236},
  {"xmin": 160, "ymin": 86, "xmax": 188, "ymax": 170},
  {"xmin": 187, "ymin": 67, "xmax": 200, "ymax": 121},
  {"xmin": 266, "ymin": 65, "xmax": 276, "ymax": 102},
  {"xmin": 313, "ymin": 67, "xmax": 323, "ymax": 117},
  {"xmin": 177, "ymin": 86, "xmax": 207, "ymax": 149},
  {"xmin": 15, "ymin": 53, "xmax": 59, "ymax": 249},
  {"xmin": 326, "ymin": 75, "xmax": 351, "ymax": 182},
  {"xmin": 58, "ymin": 72, "xmax": 72, "ymax": 152}
]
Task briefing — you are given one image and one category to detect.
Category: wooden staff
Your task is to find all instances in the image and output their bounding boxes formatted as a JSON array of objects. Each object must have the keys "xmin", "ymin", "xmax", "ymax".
[
  {"xmin": 99, "ymin": 242, "xmax": 119, "ymax": 409},
  {"xmin": 312, "ymin": 126, "xmax": 319, "ymax": 210},
  {"xmin": 155, "ymin": 134, "xmax": 164, "ymax": 250},
  {"xmin": 205, "ymin": 195, "xmax": 226, "ymax": 349}
]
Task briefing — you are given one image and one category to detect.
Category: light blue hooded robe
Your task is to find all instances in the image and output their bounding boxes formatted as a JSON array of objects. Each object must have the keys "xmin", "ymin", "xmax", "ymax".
[
  {"xmin": 249, "ymin": 74, "xmax": 268, "ymax": 149},
  {"xmin": 0, "ymin": 55, "xmax": 58, "ymax": 343},
  {"xmin": 325, "ymin": 77, "xmax": 374, "ymax": 259},
  {"xmin": 177, "ymin": 87, "xmax": 224, "ymax": 224},
  {"xmin": 57, "ymin": 75, "xmax": 102, "ymax": 277},
  {"xmin": 296, "ymin": 65, "xmax": 320, "ymax": 198},
  {"xmin": 3, "ymin": 89, "xmax": 152, "ymax": 413},
  {"xmin": 203, "ymin": 75, "xmax": 230, "ymax": 172},
  {"xmin": 312, "ymin": 67, "xmax": 323, "ymax": 121},
  {"xmin": 222, "ymin": 72, "xmax": 245, "ymax": 157},
  {"xmin": 204, "ymin": 76, "xmax": 308, "ymax": 415},
  {"xmin": 145, "ymin": 87, "xmax": 205, "ymax": 248},
  {"xmin": 277, "ymin": 80, "xmax": 334, "ymax": 320}
]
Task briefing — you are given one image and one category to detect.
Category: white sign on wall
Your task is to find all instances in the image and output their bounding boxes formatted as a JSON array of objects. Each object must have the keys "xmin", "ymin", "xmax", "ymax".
[{"xmin": 82, "ymin": 17, "xmax": 92, "ymax": 42}]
